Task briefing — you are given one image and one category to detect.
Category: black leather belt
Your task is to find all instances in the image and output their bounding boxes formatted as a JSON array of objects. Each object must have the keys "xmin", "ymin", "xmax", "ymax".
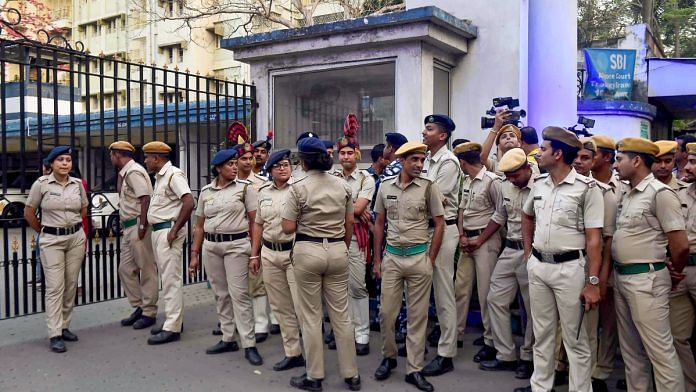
[
  {"xmin": 464, "ymin": 229, "xmax": 484, "ymax": 237},
  {"xmin": 428, "ymin": 219, "xmax": 457, "ymax": 228},
  {"xmin": 204, "ymin": 232, "xmax": 248, "ymax": 242},
  {"xmin": 42, "ymin": 223, "xmax": 82, "ymax": 236},
  {"xmin": 295, "ymin": 233, "xmax": 343, "ymax": 243},
  {"xmin": 263, "ymin": 240, "xmax": 293, "ymax": 252},
  {"xmin": 505, "ymin": 239, "xmax": 524, "ymax": 250},
  {"xmin": 532, "ymin": 248, "xmax": 584, "ymax": 264}
]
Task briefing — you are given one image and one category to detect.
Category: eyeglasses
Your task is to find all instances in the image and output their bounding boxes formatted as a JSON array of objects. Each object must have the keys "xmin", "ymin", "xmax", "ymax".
[{"xmin": 272, "ymin": 162, "xmax": 291, "ymax": 169}]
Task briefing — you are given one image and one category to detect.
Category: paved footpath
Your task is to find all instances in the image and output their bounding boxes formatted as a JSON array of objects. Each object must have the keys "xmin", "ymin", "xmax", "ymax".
[{"xmin": 0, "ymin": 283, "xmax": 625, "ymax": 391}]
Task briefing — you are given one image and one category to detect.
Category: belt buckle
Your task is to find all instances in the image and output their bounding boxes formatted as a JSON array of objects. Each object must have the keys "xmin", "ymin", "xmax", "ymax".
[{"xmin": 540, "ymin": 251, "xmax": 556, "ymax": 264}]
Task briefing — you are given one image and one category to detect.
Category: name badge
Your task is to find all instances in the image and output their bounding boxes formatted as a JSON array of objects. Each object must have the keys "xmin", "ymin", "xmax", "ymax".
[
  {"xmin": 387, "ymin": 195, "xmax": 397, "ymax": 200},
  {"xmin": 49, "ymin": 192, "xmax": 61, "ymax": 196},
  {"xmin": 533, "ymin": 196, "xmax": 542, "ymax": 200}
]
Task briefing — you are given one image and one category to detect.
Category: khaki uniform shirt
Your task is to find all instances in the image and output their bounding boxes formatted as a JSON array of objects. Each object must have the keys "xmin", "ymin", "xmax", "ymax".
[
  {"xmin": 588, "ymin": 173, "xmax": 618, "ymax": 238},
  {"xmin": 612, "ymin": 174, "xmax": 685, "ymax": 264},
  {"xmin": 523, "ymin": 169, "xmax": 604, "ymax": 253},
  {"xmin": 196, "ymin": 178, "xmax": 257, "ymax": 234},
  {"xmin": 255, "ymin": 181, "xmax": 295, "ymax": 243},
  {"xmin": 282, "ymin": 170, "xmax": 353, "ymax": 238},
  {"xmin": 374, "ymin": 176, "xmax": 444, "ymax": 247},
  {"xmin": 118, "ymin": 159, "xmax": 153, "ymax": 220},
  {"xmin": 667, "ymin": 174, "xmax": 688, "ymax": 192},
  {"xmin": 27, "ymin": 173, "xmax": 88, "ymax": 227},
  {"xmin": 335, "ymin": 168, "xmax": 376, "ymax": 203},
  {"xmin": 498, "ymin": 174, "xmax": 536, "ymax": 241},
  {"xmin": 147, "ymin": 161, "xmax": 192, "ymax": 224},
  {"xmin": 459, "ymin": 166, "xmax": 505, "ymax": 230},
  {"xmin": 423, "ymin": 147, "xmax": 461, "ymax": 220},
  {"xmin": 679, "ymin": 184, "xmax": 696, "ymax": 254}
]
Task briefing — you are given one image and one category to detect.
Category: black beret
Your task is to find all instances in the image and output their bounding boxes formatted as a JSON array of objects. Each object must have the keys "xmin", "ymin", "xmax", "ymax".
[
  {"xmin": 424, "ymin": 114, "xmax": 456, "ymax": 133},
  {"xmin": 385, "ymin": 132, "xmax": 408, "ymax": 148},
  {"xmin": 252, "ymin": 140, "xmax": 271, "ymax": 151},
  {"xmin": 264, "ymin": 149, "xmax": 291, "ymax": 171},
  {"xmin": 211, "ymin": 149, "xmax": 239, "ymax": 166},
  {"xmin": 298, "ymin": 137, "xmax": 326, "ymax": 154},
  {"xmin": 296, "ymin": 131, "xmax": 318, "ymax": 145},
  {"xmin": 45, "ymin": 145, "xmax": 72, "ymax": 163}
]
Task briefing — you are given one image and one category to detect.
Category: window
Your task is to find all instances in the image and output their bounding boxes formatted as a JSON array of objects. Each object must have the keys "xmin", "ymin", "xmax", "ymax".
[
  {"xmin": 178, "ymin": 46, "xmax": 184, "ymax": 63},
  {"xmin": 273, "ymin": 62, "xmax": 396, "ymax": 151},
  {"xmin": 433, "ymin": 63, "xmax": 451, "ymax": 115}
]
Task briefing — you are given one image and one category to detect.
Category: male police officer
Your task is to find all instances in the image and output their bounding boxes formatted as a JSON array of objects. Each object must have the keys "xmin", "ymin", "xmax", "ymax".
[
  {"xmin": 517, "ymin": 127, "xmax": 603, "ymax": 392},
  {"xmin": 653, "ymin": 140, "xmax": 688, "ymax": 191}
]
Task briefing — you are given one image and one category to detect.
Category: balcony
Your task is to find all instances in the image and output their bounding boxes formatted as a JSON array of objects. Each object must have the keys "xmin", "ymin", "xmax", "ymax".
[{"xmin": 76, "ymin": 0, "xmax": 128, "ymax": 23}]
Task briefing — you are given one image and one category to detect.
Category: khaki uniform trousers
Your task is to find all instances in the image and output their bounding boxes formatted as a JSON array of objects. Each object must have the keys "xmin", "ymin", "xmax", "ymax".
[
  {"xmin": 527, "ymin": 255, "xmax": 592, "ymax": 392},
  {"xmin": 293, "ymin": 240, "xmax": 357, "ymax": 380},
  {"xmin": 669, "ymin": 265, "xmax": 696, "ymax": 391},
  {"xmin": 261, "ymin": 246, "xmax": 302, "ymax": 357},
  {"xmin": 380, "ymin": 250, "xmax": 433, "ymax": 374},
  {"xmin": 150, "ymin": 228, "xmax": 185, "ymax": 333},
  {"xmin": 204, "ymin": 238, "xmax": 256, "ymax": 348},
  {"xmin": 118, "ymin": 224, "xmax": 159, "ymax": 317},
  {"xmin": 348, "ymin": 237, "xmax": 370, "ymax": 344},
  {"xmin": 430, "ymin": 223, "xmax": 459, "ymax": 358},
  {"xmin": 487, "ymin": 245, "xmax": 534, "ymax": 361},
  {"xmin": 41, "ymin": 231, "xmax": 86, "ymax": 337},
  {"xmin": 455, "ymin": 249, "xmax": 475, "ymax": 340},
  {"xmin": 456, "ymin": 231, "xmax": 501, "ymax": 347},
  {"xmin": 584, "ymin": 286, "xmax": 619, "ymax": 381},
  {"xmin": 249, "ymin": 263, "xmax": 276, "ymax": 333},
  {"xmin": 615, "ymin": 266, "xmax": 685, "ymax": 392}
]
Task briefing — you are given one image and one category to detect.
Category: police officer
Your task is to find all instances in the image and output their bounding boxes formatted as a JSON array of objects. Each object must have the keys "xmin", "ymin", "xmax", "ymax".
[
  {"xmin": 250, "ymin": 149, "xmax": 305, "ymax": 371},
  {"xmin": 335, "ymin": 134, "xmax": 375, "ymax": 356},
  {"xmin": 189, "ymin": 148, "xmax": 263, "ymax": 365},
  {"xmin": 25, "ymin": 146, "xmax": 88, "ymax": 353},
  {"xmin": 479, "ymin": 148, "xmax": 535, "ymax": 379},
  {"xmin": 673, "ymin": 142, "xmax": 696, "ymax": 391},
  {"xmin": 252, "ymin": 135, "xmax": 272, "ymax": 177},
  {"xmin": 421, "ymin": 114, "xmax": 461, "ymax": 376},
  {"xmin": 653, "ymin": 140, "xmax": 688, "ymax": 191},
  {"xmin": 517, "ymin": 126, "xmax": 603, "ymax": 392},
  {"xmin": 142, "ymin": 141, "xmax": 194, "ymax": 345},
  {"xmin": 382, "ymin": 132, "xmax": 408, "ymax": 180},
  {"xmin": 451, "ymin": 142, "xmax": 504, "ymax": 364},
  {"xmin": 612, "ymin": 137, "xmax": 688, "ymax": 392},
  {"xmin": 109, "ymin": 141, "xmax": 158, "ymax": 330},
  {"xmin": 372, "ymin": 142, "xmax": 444, "ymax": 392},
  {"xmin": 282, "ymin": 137, "xmax": 361, "ymax": 391}
]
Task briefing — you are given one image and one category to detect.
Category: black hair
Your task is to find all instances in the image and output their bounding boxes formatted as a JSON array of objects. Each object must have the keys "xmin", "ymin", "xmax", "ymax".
[
  {"xmin": 452, "ymin": 138, "xmax": 470, "ymax": 149},
  {"xmin": 676, "ymin": 134, "xmax": 696, "ymax": 152},
  {"xmin": 457, "ymin": 151, "xmax": 481, "ymax": 165},
  {"xmin": 549, "ymin": 140, "xmax": 579, "ymax": 165},
  {"xmin": 371, "ymin": 144, "xmax": 385, "ymax": 163},
  {"xmin": 597, "ymin": 147, "xmax": 616, "ymax": 164},
  {"xmin": 113, "ymin": 149, "xmax": 135, "ymax": 159},
  {"xmin": 624, "ymin": 151, "xmax": 655, "ymax": 168},
  {"xmin": 299, "ymin": 152, "xmax": 333, "ymax": 171},
  {"xmin": 520, "ymin": 127, "xmax": 538, "ymax": 144}
]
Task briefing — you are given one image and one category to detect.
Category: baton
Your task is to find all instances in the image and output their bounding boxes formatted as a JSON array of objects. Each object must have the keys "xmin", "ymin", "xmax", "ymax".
[{"xmin": 576, "ymin": 299, "xmax": 586, "ymax": 340}]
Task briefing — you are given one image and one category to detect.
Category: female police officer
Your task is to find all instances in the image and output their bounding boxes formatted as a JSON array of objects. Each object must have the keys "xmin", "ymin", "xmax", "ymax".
[
  {"xmin": 188, "ymin": 148, "xmax": 263, "ymax": 366},
  {"xmin": 24, "ymin": 146, "xmax": 88, "ymax": 353},
  {"xmin": 281, "ymin": 137, "xmax": 361, "ymax": 391},
  {"xmin": 250, "ymin": 149, "xmax": 305, "ymax": 372}
]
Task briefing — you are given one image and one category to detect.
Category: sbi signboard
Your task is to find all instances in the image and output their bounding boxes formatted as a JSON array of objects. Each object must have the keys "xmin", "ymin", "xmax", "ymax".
[{"xmin": 583, "ymin": 48, "xmax": 637, "ymax": 100}]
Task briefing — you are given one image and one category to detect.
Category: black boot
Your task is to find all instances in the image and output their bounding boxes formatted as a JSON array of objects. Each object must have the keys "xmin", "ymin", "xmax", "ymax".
[
  {"xmin": 405, "ymin": 372, "xmax": 434, "ymax": 392},
  {"xmin": 245, "ymin": 347, "xmax": 263, "ymax": 366},
  {"xmin": 273, "ymin": 355, "xmax": 305, "ymax": 371},
  {"xmin": 206, "ymin": 340, "xmax": 239, "ymax": 354},
  {"xmin": 147, "ymin": 331, "xmax": 180, "ymax": 345},
  {"xmin": 592, "ymin": 378, "xmax": 609, "ymax": 392},
  {"xmin": 422, "ymin": 355, "xmax": 453, "ymax": 377},
  {"xmin": 473, "ymin": 344, "xmax": 497, "ymax": 363},
  {"xmin": 426, "ymin": 325, "xmax": 441, "ymax": 348},
  {"xmin": 356, "ymin": 342, "xmax": 369, "ymax": 356},
  {"xmin": 374, "ymin": 358, "xmax": 397, "ymax": 381},
  {"xmin": 344, "ymin": 375, "xmax": 361, "ymax": 391},
  {"xmin": 290, "ymin": 374, "xmax": 322, "ymax": 391},
  {"xmin": 479, "ymin": 359, "xmax": 517, "ymax": 372},
  {"xmin": 515, "ymin": 360, "xmax": 533, "ymax": 379},
  {"xmin": 133, "ymin": 316, "xmax": 156, "ymax": 330},
  {"xmin": 270, "ymin": 324, "xmax": 281, "ymax": 335},
  {"xmin": 121, "ymin": 307, "xmax": 143, "ymax": 326},
  {"xmin": 49, "ymin": 337, "xmax": 66, "ymax": 353},
  {"xmin": 255, "ymin": 332, "xmax": 268, "ymax": 343},
  {"xmin": 61, "ymin": 329, "xmax": 78, "ymax": 342}
]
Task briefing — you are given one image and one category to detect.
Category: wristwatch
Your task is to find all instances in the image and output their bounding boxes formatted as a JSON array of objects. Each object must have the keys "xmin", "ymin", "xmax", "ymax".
[{"xmin": 588, "ymin": 275, "xmax": 600, "ymax": 286}]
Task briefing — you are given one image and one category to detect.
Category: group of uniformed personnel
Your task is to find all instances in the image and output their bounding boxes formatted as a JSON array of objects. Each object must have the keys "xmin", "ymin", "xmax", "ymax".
[{"xmin": 26, "ymin": 110, "xmax": 696, "ymax": 392}]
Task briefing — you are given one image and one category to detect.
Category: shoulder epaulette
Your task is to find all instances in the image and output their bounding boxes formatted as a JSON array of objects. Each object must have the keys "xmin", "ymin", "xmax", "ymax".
[
  {"xmin": 415, "ymin": 176, "xmax": 433, "ymax": 184},
  {"xmin": 534, "ymin": 173, "xmax": 549, "ymax": 181},
  {"xmin": 38, "ymin": 175, "xmax": 49, "ymax": 183},
  {"xmin": 237, "ymin": 178, "xmax": 251, "ymax": 185},
  {"xmin": 577, "ymin": 175, "xmax": 597, "ymax": 188},
  {"xmin": 258, "ymin": 182, "xmax": 273, "ymax": 191},
  {"xmin": 291, "ymin": 175, "xmax": 308, "ymax": 184},
  {"xmin": 200, "ymin": 183, "xmax": 213, "ymax": 192}
]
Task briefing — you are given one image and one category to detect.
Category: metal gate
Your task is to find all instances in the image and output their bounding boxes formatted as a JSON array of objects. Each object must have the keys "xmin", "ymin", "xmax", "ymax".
[{"xmin": 0, "ymin": 13, "xmax": 256, "ymax": 319}]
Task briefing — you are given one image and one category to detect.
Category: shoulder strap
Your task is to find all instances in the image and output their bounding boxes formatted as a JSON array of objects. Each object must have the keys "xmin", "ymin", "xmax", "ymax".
[{"xmin": 242, "ymin": 182, "xmax": 249, "ymax": 206}]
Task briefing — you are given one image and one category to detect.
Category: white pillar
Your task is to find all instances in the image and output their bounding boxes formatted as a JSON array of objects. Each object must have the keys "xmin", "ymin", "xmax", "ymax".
[{"xmin": 527, "ymin": 0, "xmax": 577, "ymax": 130}]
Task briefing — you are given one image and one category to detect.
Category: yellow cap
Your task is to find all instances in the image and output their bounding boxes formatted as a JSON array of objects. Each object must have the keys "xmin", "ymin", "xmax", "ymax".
[
  {"xmin": 453, "ymin": 142, "xmax": 482, "ymax": 155},
  {"xmin": 542, "ymin": 126, "xmax": 582, "ymax": 149},
  {"xmin": 687, "ymin": 142, "xmax": 696, "ymax": 156},
  {"xmin": 142, "ymin": 141, "xmax": 172, "ymax": 154},
  {"xmin": 579, "ymin": 137, "xmax": 596, "ymax": 152},
  {"xmin": 591, "ymin": 135, "xmax": 616, "ymax": 150},
  {"xmin": 394, "ymin": 141, "xmax": 427, "ymax": 157},
  {"xmin": 109, "ymin": 141, "xmax": 135, "ymax": 152},
  {"xmin": 498, "ymin": 148, "xmax": 528, "ymax": 173},
  {"xmin": 616, "ymin": 138, "xmax": 659, "ymax": 156},
  {"xmin": 654, "ymin": 140, "xmax": 678, "ymax": 158},
  {"xmin": 496, "ymin": 124, "xmax": 521, "ymax": 144}
]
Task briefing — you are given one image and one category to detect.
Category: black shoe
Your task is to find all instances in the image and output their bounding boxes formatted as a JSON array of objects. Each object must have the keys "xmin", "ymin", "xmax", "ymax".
[
  {"xmin": 344, "ymin": 375, "xmax": 361, "ymax": 391},
  {"xmin": 327, "ymin": 338, "xmax": 337, "ymax": 350},
  {"xmin": 206, "ymin": 340, "xmax": 239, "ymax": 354},
  {"xmin": 245, "ymin": 347, "xmax": 263, "ymax": 366},
  {"xmin": 356, "ymin": 342, "xmax": 369, "ymax": 356},
  {"xmin": 457, "ymin": 340, "xmax": 463, "ymax": 348},
  {"xmin": 147, "ymin": 331, "xmax": 180, "ymax": 345},
  {"xmin": 212, "ymin": 322, "xmax": 222, "ymax": 336},
  {"xmin": 270, "ymin": 324, "xmax": 281, "ymax": 335},
  {"xmin": 405, "ymin": 372, "xmax": 434, "ymax": 392},
  {"xmin": 374, "ymin": 358, "xmax": 397, "ymax": 381},
  {"xmin": 395, "ymin": 331, "xmax": 406, "ymax": 344},
  {"xmin": 592, "ymin": 378, "xmax": 609, "ymax": 392},
  {"xmin": 61, "ymin": 329, "xmax": 78, "ymax": 342},
  {"xmin": 426, "ymin": 326, "xmax": 441, "ymax": 348},
  {"xmin": 150, "ymin": 324, "xmax": 162, "ymax": 335},
  {"xmin": 49, "ymin": 337, "xmax": 66, "ymax": 353},
  {"xmin": 473, "ymin": 335, "xmax": 485, "ymax": 346},
  {"xmin": 273, "ymin": 355, "xmax": 305, "ymax": 371},
  {"xmin": 290, "ymin": 374, "xmax": 322, "ymax": 391},
  {"xmin": 513, "ymin": 386, "xmax": 531, "ymax": 392},
  {"xmin": 479, "ymin": 359, "xmax": 517, "ymax": 372},
  {"xmin": 121, "ymin": 307, "xmax": 143, "ymax": 326},
  {"xmin": 324, "ymin": 329, "xmax": 335, "ymax": 345},
  {"xmin": 422, "ymin": 355, "xmax": 453, "ymax": 377},
  {"xmin": 255, "ymin": 332, "xmax": 268, "ymax": 343},
  {"xmin": 515, "ymin": 360, "xmax": 533, "ymax": 379},
  {"xmin": 616, "ymin": 379, "xmax": 627, "ymax": 390},
  {"xmin": 554, "ymin": 370, "xmax": 568, "ymax": 386},
  {"xmin": 133, "ymin": 316, "xmax": 156, "ymax": 330},
  {"xmin": 473, "ymin": 345, "xmax": 497, "ymax": 363}
]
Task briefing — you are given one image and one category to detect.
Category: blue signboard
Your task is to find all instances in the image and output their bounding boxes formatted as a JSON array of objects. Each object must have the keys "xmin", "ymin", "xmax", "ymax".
[{"xmin": 583, "ymin": 48, "xmax": 636, "ymax": 100}]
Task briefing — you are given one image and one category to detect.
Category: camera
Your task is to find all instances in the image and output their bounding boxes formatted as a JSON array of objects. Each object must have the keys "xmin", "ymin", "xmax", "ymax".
[
  {"xmin": 481, "ymin": 97, "xmax": 527, "ymax": 129},
  {"xmin": 568, "ymin": 116, "xmax": 595, "ymax": 137}
]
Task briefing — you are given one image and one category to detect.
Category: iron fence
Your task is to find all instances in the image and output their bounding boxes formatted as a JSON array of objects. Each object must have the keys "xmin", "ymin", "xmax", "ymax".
[{"xmin": 0, "ymin": 32, "xmax": 256, "ymax": 319}]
